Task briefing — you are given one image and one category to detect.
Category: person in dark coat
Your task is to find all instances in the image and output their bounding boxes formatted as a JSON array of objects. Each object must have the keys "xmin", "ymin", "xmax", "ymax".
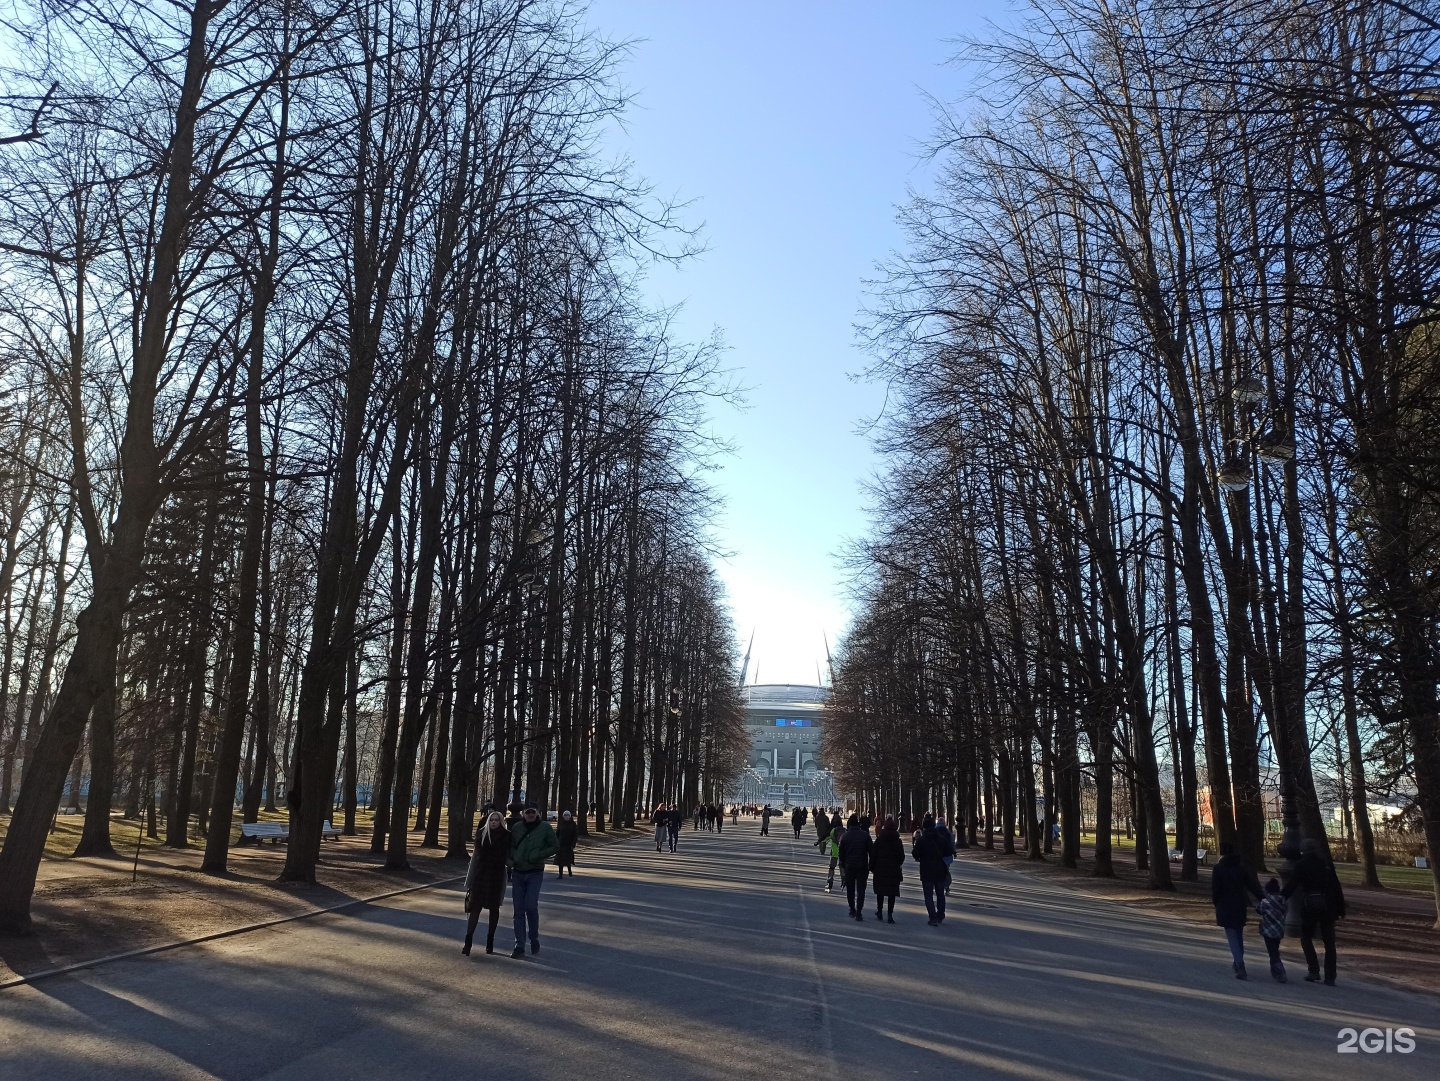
[
  {"xmin": 651, "ymin": 803, "xmax": 668, "ymax": 851},
  {"xmin": 837, "ymin": 814, "xmax": 874, "ymax": 920},
  {"xmin": 911, "ymin": 814, "xmax": 950, "ymax": 926},
  {"xmin": 666, "ymin": 806, "xmax": 682, "ymax": 852},
  {"xmin": 1211, "ymin": 840, "xmax": 1263, "ymax": 979},
  {"xmin": 1283, "ymin": 837, "xmax": 1347, "ymax": 985},
  {"xmin": 869, "ymin": 814, "xmax": 906, "ymax": 922},
  {"xmin": 463, "ymin": 811, "xmax": 511, "ymax": 955},
  {"xmin": 555, "ymin": 810, "xmax": 578, "ymax": 877},
  {"xmin": 761, "ymin": 805, "xmax": 772, "ymax": 836}
]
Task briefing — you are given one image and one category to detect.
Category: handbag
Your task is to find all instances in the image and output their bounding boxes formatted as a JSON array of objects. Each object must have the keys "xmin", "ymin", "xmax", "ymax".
[{"xmin": 1302, "ymin": 889, "xmax": 1327, "ymax": 919}]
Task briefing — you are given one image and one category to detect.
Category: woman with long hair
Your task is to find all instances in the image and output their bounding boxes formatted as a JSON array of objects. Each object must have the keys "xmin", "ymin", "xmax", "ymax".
[{"xmin": 463, "ymin": 811, "xmax": 511, "ymax": 955}]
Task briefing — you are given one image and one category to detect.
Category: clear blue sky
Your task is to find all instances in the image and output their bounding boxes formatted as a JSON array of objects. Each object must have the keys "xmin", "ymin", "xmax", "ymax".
[{"xmin": 586, "ymin": 1, "xmax": 1008, "ymax": 685}]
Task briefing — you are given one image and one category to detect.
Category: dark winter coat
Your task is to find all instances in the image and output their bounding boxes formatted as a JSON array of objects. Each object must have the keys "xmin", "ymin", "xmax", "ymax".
[
  {"xmin": 870, "ymin": 827, "xmax": 906, "ymax": 897},
  {"xmin": 1211, "ymin": 853, "xmax": 1263, "ymax": 929},
  {"xmin": 465, "ymin": 825, "xmax": 511, "ymax": 911},
  {"xmin": 1283, "ymin": 851, "xmax": 1348, "ymax": 921},
  {"xmin": 837, "ymin": 825, "xmax": 873, "ymax": 874},
  {"xmin": 667, "ymin": 808, "xmax": 683, "ymax": 833},
  {"xmin": 555, "ymin": 818, "xmax": 578, "ymax": 866},
  {"xmin": 911, "ymin": 827, "xmax": 950, "ymax": 882},
  {"xmin": 510, "ymin": 818, "xmax": 559, "ymax": 873},
  {"xmin": 910, "ymin": 823, "xmax": 956, "ymax": 880}
]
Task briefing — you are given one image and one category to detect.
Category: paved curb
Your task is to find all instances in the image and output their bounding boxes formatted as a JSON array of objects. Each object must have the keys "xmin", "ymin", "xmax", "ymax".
[{"xmin": 0, "ymin": 874, "xmax": 465, "ymax": 992}]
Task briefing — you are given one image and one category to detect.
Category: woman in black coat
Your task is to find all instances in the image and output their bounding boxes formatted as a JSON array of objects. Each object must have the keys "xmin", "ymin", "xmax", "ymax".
[
  {"xmin": 555, "ymin": 810, "xmax": 578, "ymax": 877},
  {"xmin": 869, "ymin": 815, "xmax": 905, "ymax": 922},
  {"xmin": 463, "ymin": 811, "xmax": 512, "ymax": 955},
  {"xmin": 1210, "ymin": 840, "xmax": 1263, "ymax": 979}
]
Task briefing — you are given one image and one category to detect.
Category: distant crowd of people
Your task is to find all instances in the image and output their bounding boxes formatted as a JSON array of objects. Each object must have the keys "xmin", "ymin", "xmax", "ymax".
[
  {"xmin": 460, "ymin": 793, "xmax": 1351, "ymax": 989},
  {"xmin": 804, "ymin": 807, "xmax": 959, "ymax": 925}
]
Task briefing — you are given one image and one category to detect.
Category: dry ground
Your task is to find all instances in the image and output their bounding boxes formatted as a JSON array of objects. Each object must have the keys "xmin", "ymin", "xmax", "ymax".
[{"xmin": 0, "ymin": 811, "xmax": 643, "ymax": 984}]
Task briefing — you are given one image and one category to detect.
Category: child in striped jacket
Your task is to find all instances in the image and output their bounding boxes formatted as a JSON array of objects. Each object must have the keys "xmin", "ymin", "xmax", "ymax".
[{"xmin": 1256, "ymin": 878, "xmax": 1288, "ymax": 983}]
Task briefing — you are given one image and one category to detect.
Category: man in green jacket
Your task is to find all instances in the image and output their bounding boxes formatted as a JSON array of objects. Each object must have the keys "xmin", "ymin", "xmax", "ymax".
[{"xmin": 509, "ymin": 804, "xmax": 559, "ymax": 958}]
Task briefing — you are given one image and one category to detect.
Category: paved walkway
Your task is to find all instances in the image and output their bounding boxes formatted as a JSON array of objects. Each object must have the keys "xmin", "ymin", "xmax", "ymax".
[{"xmin": 2, "ymin": 822, "xmax": 1437, "ymax": 1079}]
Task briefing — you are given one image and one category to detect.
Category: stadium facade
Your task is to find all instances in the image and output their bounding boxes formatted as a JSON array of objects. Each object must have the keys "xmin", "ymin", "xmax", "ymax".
[{"xmin": 726, "ymin": 683, "xmax": 838, "ymax": 808}]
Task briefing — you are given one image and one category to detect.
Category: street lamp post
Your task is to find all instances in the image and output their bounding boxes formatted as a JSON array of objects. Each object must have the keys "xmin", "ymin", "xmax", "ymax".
[
  {"xmin": 1255, "ymin": 430, "xmax": 1304, "ymax": 933},
  {"xmin": 1221, "ymin": 377, "xmax": 1305, "ymax": 932}
]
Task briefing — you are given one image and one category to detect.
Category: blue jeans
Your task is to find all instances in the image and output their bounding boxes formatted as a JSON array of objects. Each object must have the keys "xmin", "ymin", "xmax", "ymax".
[
  {"xmin": 923, "ymin": 878, "xmax": 946, "ymax": 921},
  {"xmin": 1224, "ymin": 927, "xmax": 1245, "ymax": 967},
  {"xmin": 512, "ymin": 869, "xmax": 543, "ymax": 946}
]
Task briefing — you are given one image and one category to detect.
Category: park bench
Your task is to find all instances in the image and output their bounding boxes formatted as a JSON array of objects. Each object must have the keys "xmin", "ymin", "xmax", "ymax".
[
  {"xmin": 239, "ymin": 820, "xmax": 343, "ymax": 844},
  {"xmin": 240, "ymin": 822, "xmax": 289, "ymax": 844},
  {"xmin": 1168, "ymin": 847, "xmax": 1208, "ymax": 866}
]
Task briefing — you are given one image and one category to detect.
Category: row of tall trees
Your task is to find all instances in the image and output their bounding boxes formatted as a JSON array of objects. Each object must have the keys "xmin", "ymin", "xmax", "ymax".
[
  {"xmin": 0, "ymin": 0, "xmax": 746, "ymax": 934},
  {"xmin": 826, "ymin": 0, "xmax": 1440, "ymax": 925}
]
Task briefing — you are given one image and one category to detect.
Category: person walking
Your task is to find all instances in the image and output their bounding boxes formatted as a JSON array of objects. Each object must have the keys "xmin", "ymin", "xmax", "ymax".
[
  {"xmin": 509, "ymin": 804, "xmax": 558, "ymax": 958},
  {"xmin": 651, "ymin": 803, "xmax": 668, "ymax": 851},
  {"xmin": 870, "ymin": 814, "xmax": 905, "ymax": 923},
  {"xmin": 935, "ymin": 815, "xmax": 956, "ymax": 894},
  {"xmin": 1211, "ymin": 840, "xmax": 1263, "ymax": 979},
  {"xmin": 712, "ymin": 804, "xmax": 723, "ymax": 834},
  {"xmin": 761, "ymin": 805, "xmax": 772, "ymax": 836},
  {"xmin": 462, "ymin": 811, "xmax": 510, "ymax": 955},
  {"xmin": 823, "ymin": 824, "xmax": 840, "ymax": 892},
  {"xmin": 1283, "ymin": 837, "xmax": 1346, "ymax": 985},
  {"xmin": 555, "ymin": 810, "xmax": 578, "ymax": 878},
  {"xmin": 838, "ymin": 814, "xmax": 874, "ymax": 920},
  {"xmin": 667, "ymin": 805, "xmax": 682, "ymax": 852},
  {"xmin": 912, "ymin": 814, "xmax": 949, "ymax": 926},
  {"xmin": 1256, "ymin": 877, "xmax": 1288, "ymax": 983},
  {"xmin": 818, "ymin": 809, "xmax": 843, "ymax": 890},
  {"xmin": 791, "ymin": 806, "xmax": 803, "ymax": 839}
]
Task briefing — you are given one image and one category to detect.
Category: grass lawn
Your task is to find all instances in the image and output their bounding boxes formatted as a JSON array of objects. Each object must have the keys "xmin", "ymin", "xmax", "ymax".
[
  {"xmin": 0, "ymin": 806, "xmax": 371, "ymax": 863},
  {"xmin": 1, "ymin": 806, "xmax": 628, "ymax": 865},
  {"xmin": 1059, "ymin": 829, "xmax": 1433, "ymax": 893},
  {"xmin": 1331, "ymin": 860, "xmax": 1436, "ymax": 893}
]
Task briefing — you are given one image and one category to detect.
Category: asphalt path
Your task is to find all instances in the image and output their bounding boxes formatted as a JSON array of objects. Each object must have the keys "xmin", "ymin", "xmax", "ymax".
[{"xmin": 2, "ymin": 820, "xmax": 1438, "ymax": 1080}]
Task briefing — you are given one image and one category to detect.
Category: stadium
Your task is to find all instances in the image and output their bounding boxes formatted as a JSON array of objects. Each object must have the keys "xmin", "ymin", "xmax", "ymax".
[{"xmin": 726, "ymin": 683, "xmax": 839, "ymax": 808}]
